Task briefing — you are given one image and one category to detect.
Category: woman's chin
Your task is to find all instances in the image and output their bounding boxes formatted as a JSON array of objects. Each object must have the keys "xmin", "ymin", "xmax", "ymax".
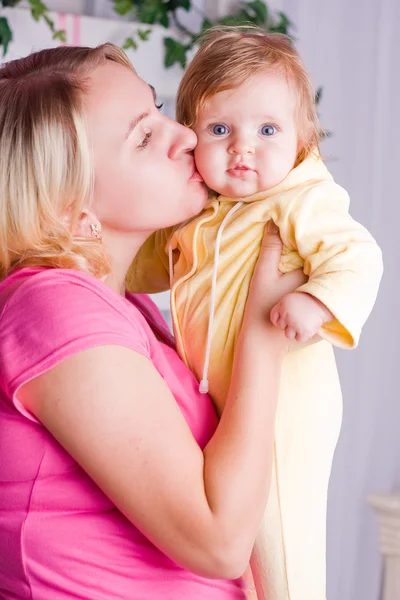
[{"xmin": 188, "ymin": 182, "xmax": 209, "ymax": 213}]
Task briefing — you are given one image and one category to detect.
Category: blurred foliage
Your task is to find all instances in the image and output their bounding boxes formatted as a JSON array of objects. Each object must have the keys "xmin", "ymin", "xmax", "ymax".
[
  {"xmin": 0, "ymin": 0, "xmax": 324, "ymax": 116},
  {"xmin": 0, "ymin": 0, "xmax": 292, "ymax": 67},
  {"xmin": 0, "ymin": 0, "xmax": 65, "ymax": 55},
  {"xmin": 113, "ymin": 0, "xmax": 292, "ymax": 69}
]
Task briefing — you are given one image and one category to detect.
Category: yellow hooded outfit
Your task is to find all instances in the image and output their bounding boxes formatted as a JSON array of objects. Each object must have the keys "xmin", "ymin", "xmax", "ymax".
[{"xmin": 127, "ymin": 153, "xmax": 383, "ymax": 600}]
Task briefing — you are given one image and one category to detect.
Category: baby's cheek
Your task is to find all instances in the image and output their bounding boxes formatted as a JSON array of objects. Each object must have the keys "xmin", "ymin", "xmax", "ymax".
[{"xmin": 194, "ymin": 146, "xmax": 220, "ymax": 189}]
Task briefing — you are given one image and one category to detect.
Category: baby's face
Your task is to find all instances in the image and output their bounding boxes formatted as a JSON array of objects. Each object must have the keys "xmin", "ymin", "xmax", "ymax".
[{"xmin": 193, "ymin": 70, "xmax": 300, "ymax": 198}]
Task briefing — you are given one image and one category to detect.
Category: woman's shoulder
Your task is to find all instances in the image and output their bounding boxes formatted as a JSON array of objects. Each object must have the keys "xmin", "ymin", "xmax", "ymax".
[
  {"xmin": 0, "ymin": 268, "xmax": 153, "ymax": 405},
  {"xmin": 1, "ymin": 267, "xmax": 146, "ymax": 329},
  {"xmin": 1, "ymin": 267, "xmax": 122, "ymax": 309}
]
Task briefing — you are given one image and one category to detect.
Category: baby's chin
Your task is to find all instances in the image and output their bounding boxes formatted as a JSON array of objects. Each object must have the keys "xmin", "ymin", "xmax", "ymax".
[
  {"xmin": 206, "ymin": 171, "xmax": 292, "ymax": 198},
  {"xmin": 211, "ymin": 180, "xmax": 263, "ymax": 199}
]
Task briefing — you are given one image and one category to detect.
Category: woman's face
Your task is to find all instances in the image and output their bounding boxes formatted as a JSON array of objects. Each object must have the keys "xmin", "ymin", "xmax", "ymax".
[{"xmin": 85, "ymin": 61, "xmax": 207, "ymax": 236}]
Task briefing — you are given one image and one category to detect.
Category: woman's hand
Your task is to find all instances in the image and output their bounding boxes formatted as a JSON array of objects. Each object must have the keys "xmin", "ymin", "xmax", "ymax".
[{"xmin": 243, "ymin": 221, "xmax": 308, "ymax": 344}]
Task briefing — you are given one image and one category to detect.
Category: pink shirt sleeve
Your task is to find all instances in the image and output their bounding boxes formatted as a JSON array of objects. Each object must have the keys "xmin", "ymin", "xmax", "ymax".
[{"xmin": 0, "ymin": 269, "xmax": 151, "ymax": 423}]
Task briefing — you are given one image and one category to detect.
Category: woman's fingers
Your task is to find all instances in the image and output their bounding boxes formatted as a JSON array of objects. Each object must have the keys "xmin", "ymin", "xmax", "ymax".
[
  {"xmin": 246, "ymin": 222, "xmax": 308, "ymax": 335},
  {"xmin": 256, "ymin": 221, "xmax": 283, "ymax": 279}
]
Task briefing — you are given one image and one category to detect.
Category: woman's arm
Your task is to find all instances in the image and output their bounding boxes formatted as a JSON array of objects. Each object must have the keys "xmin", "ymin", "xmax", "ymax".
[{"xmin": 19, "ymin": 228, "xmax": 305, "ymax": 580}]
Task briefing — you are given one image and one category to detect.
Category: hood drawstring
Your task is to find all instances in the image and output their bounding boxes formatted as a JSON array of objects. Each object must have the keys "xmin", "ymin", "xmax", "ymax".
[
  {"xmin": 199, "ymin": 202, "xmax": 243, "ymax": 394},
  {"xmin": 168, "ymin": 202, "xmax": 244, "ymax": 395}
]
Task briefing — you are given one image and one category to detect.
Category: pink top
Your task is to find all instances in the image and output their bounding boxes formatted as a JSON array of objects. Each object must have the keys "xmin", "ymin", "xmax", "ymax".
[{"xmin": 0, "ymin": 267, "xmax": 246, "ymax": 600}]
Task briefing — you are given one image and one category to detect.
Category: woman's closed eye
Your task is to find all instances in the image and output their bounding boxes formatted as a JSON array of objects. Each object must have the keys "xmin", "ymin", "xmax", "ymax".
[{"xmin": 138, "ymin": 130, "xmax": 152, "ymax": 149}]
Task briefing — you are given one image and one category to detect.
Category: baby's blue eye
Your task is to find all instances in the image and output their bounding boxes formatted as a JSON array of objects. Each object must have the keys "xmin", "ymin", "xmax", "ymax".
[
  {"xmin": 260, "ymin": 125, "xmax": 277, "ymax": 136},
  {"xmin": 211, "ymin": 124, "xmax": 228, "ymax": 135}
]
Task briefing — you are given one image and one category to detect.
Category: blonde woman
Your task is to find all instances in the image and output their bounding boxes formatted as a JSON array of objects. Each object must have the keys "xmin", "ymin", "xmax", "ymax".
[{"xmin": 0, "ymin": 45, "xmax": 305, "ymax": 599}]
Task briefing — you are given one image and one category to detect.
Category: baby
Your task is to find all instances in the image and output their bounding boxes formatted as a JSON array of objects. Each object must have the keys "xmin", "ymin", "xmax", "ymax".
[{"xmin": 128, "ymin": 27, "xmax": 383, "ymax": 600}]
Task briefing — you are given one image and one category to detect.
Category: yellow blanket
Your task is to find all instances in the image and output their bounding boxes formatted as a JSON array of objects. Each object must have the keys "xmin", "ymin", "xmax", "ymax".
[{"xmin": 127, "ymin": 153, "xmax": 383, "ymax": 600}]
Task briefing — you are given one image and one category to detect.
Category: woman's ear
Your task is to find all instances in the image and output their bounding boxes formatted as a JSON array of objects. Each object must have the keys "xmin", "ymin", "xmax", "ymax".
[{"xmin": 62, "ymin": 208, "xmax": 102, "ymax": 240}]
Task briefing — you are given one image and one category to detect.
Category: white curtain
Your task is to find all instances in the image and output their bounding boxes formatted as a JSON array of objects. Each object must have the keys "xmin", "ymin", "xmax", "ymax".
[{"xmin": 267, "ymin": 0, "xmax": 400, "ymax": 598}]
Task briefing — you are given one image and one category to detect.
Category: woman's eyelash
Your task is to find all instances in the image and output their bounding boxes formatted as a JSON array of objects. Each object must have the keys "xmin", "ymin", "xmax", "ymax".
[
  {"xmin": 138, "ymin": 131, "xmax": 152, "ymax": 149},
  {"xmin": 156, "ymin": 101, "xmax": 164, "ymax": 111}
]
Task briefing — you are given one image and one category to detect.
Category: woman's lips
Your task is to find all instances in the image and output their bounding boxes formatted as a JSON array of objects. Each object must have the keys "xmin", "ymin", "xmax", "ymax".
[{"xmin": 190, "ymin": 169, "xmax": 204, "ymax": 182}]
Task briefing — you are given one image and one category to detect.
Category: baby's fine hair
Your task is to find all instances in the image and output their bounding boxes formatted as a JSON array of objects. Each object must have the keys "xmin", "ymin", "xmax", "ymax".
[
  {"xmin": 0, "ymin": 43, "xmax": 133, "ymax": 279},
  {"xmin": 176, "ymin": 26, "xmax": 324, "ymax": 163}
]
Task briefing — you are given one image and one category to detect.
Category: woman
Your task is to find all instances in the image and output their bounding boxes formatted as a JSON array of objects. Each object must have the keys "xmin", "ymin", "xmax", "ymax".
[{"xmin": 0, "ymin": 44, "xmax": 305, "ymax": 599}]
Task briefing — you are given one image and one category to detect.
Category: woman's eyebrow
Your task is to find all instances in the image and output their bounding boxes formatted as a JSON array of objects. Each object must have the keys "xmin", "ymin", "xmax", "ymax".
[
  {"xmin": 125, "ymin": 85, "xmax": 158, "ymax": 139},
  {"xmin": 126, "ymin": 112, "xmax": 149, "ymax": 139}
]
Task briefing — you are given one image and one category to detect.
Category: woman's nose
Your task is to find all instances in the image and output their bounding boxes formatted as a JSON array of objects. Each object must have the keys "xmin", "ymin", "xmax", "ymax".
[{"xmin": 168, "ymin": 120, "xmax": 197, "ymax": 159}]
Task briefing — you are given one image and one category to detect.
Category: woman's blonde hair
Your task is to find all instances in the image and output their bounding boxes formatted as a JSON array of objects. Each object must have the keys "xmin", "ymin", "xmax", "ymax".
[
  {"xmin": 0, "ymin": 43, "xmax": 134, "ymax": 280},
  {"xmin": 176, "ymin": 26, "xmax": 324, "ymax": 164}
]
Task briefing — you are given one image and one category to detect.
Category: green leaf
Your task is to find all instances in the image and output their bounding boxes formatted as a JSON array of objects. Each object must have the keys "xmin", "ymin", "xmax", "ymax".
[
  {"xmin": 268, "ymin": 23, "xmax": 286, "ymax": 34},
  {"xmin": 236, "ymin": 9, "xmax": 256, "ymax": 22},
  {"xmin": 166, "ymin": 0, "xmax": 190, "ymax": 11},
  {"xmin": 112, "ymin": 0, "xmax": 134, "ymax": 16},
  {"xmin": 245, "ymin": 0, "xmax": 267, "ymax": 24},
  {"xmin": 159, "ymin": 10, "xmax": 169, "ymax": 28},
  {"xmin": 278, "ymin": 11, "xmax": 292, "ymax": 27},
  {"xmin": 217, "ymin": 13, "xmax": 248, "ymax": 26},
  {"xmin": 52, "ymin": 29, "xmax": 67, "ymax": 42},
  {"xmin": 268, "ymin": 11, "xmax": 292, "ymax": 35},
  {"xmin": 0, "ymin": 16, "xmax": 12, "ymax": 55},
  {"xmin": 43, "ymin": 14, "xmax": 55, "ymax": 31},
  {"xmin": 122, "ymin": 36, "xmax": 138, "ymax": 50},
  {"xmin": 164, "ymin": 36, "xmax": 188, "ymax": 68},
  {"xmin": 315, "ymin": 86, "xmax": 323, "ymax": 105},
  {"xmin": 138, "ymin": 0, "xmax": 169, "ymax": 27},
  {"xmin": 27, "ymin": 0, "xmax": 47, "ymax": 21},
  {"xmin": 1, "ymin": 0, "xmax": 22, "ymax": 7},
  {"xmin": 137, "ymin": 28, "xmax": 152, "ymax": 41}
]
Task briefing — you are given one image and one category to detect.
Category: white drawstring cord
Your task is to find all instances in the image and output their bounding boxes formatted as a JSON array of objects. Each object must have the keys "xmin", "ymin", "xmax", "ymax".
[{"xmin": 199, "ymin": 202, "xmax": 243, "ymax": 394}]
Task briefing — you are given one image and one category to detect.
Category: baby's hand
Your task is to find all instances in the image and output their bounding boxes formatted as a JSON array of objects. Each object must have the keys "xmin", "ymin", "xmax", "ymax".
[{"xmin": 270, "ymin": 292, "xmax": 334, "ymax": 342}]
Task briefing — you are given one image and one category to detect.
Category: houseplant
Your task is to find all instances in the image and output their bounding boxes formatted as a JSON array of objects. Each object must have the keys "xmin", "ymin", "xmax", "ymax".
[{"xmin": 0, "ymin": 0, "xmax": 292, "ymax": 68}]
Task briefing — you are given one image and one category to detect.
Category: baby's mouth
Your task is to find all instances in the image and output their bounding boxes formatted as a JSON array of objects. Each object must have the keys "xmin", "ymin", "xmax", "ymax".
[{"xmin": 227, "ymin": 164, "xmax": 255, "ymax": 178}]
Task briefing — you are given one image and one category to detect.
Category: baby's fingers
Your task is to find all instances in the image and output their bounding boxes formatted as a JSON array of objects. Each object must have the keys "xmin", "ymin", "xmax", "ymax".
[{"xmin": 285, "ymin": 326, "xmax": 297, "ymax": 340}]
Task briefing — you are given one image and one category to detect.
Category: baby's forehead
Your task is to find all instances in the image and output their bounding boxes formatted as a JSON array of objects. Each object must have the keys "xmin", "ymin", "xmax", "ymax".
[
  {"xmin": 195, "ymin": 74, "xmax": 297, "ymax": 123},
  {"xmin": 207, "ymin": 69, "xmax": 294, "ymax": 99}
]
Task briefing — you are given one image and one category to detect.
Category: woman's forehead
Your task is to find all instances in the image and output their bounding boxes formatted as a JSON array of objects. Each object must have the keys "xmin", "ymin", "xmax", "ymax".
[{"xmin": 85, "ymin": 63, "xmax": 153, "ymax": 127}]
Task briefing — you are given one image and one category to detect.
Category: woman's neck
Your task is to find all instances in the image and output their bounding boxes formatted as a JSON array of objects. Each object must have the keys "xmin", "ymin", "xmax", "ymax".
[{"xmin": 102, "ymin": 228, "xmax": 149, "ymax": 296}]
